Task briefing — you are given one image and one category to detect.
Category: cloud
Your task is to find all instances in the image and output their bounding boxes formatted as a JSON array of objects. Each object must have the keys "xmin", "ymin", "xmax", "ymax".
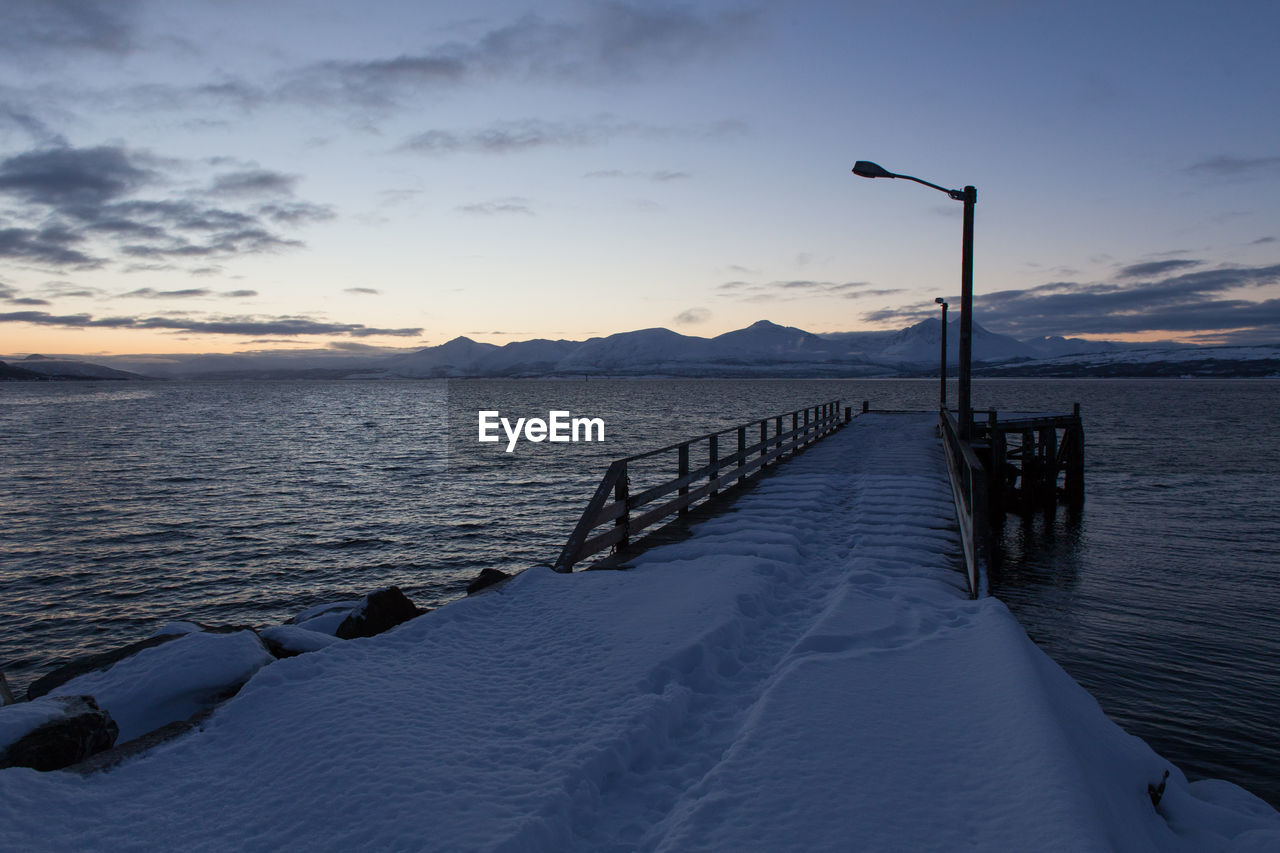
[
  {"xmin": 120, "ymin": 287, "xmax": 212, "ymax": 299},
  {"xmin": 0, "ymin": 144, "xmax": 328, "ymax": 272},
  {"xmin": 717, "ymin": 280, "xmax": 897, "ymax": 303},
  {"xmin": 0, "ymin": 0, "xmax": 140, "ymax": 57},
  {"xmin": 674, "ymin": 307, "xmax": 710, "ymax": 324},
  {"xmin": 1186, "ymin": 155, "xmax": 1280, "ymax": 178},
  {"xmin": 584, "ymin": 169, "xmax": 690, "ymax": 181},
  {"xmin": 456, "ymin": 197, "xmax": 534, "ymax": 216},
  {"xmin": 1117, "ymin": 259, "xmax": 1203, "ymax": 279},
  {"xmin": 0, "ymin": 145, "xmax": 155, "ymax": 206},
  {"xmin": 0, "ymin": 310, "xmax": 422, "ymax": 338},
  {"xmin": 344, "ymin": 287, "xmax": 380, "ymax": 295},
  {"xmin": 282, "ymin": 3, "xmax": 756, "ymax": 107},
  {"xmin": 209, "ymin": 169, "xmax": 298, "ymax": 198},
  {"xmin": 0, "ymin": 225, "xmax": 99, "ymax": 267},
  {"xmin": 865, "ymin": 261, "xmax": 1280, "ymax": 340}
]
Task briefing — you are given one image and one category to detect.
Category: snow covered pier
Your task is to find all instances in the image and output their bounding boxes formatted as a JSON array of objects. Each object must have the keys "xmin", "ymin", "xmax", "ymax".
[{"xmin": 2, "ymin": 413, "xmax": 1277, "ymax": 850}]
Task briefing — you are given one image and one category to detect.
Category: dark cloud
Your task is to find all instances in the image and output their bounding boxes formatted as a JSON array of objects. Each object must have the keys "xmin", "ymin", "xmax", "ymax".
[
  {"xmin": 210, "ymin": 170, "xmax": 298, "ymax": 198},
  {"xmin": 456, "ymin": 197, "xmax": 534, "ymax": 216},
  {"xmin": 345, "ymin": 287, "xmax": 380, "ymax": 295},
  {"xmin": 0, "ymin": 144, "xmax": 327, "ymax": 272},
  {"xmin": 0, "ymin": 309, "xmax": 421, "ymax": 338},
  {"xmin": 1118, "ymin": 259, "xmax": 1203, "ymax": 279},
  {"xmin": 1252, "ymin": 237, "xmax": 1276, "ymax": 245},
  {"xmin": 865, "ymin": 262, "xmax": 1280, "ymax": 341},
  {"xmin": 402, "ymin": 117, "xmax": 628, "ymax": 155},
  {"xmin": 120, "ymin": 287, "xmax": 211, "ymax": 299},
  {"xmin": 1186, "ymin": 155, "xmax": 1280, "ymax": 178},
  {"xmin": 674, "ymin": 307, "xmax": 710, "ymax": 324},
  {"xmin": 0, "ymin": 145, "xmax": 154, "ymax": 206},
  {"xmin": 7, "ymin": 296, "xmax": 50, "ymax": 306},
  {"xmin": 1, "ymin": 0, "xmax": 140, "ymax": 57},
  {"xmin": 223, "ymin": 289, "xmax": 257, "ymax": 298},
  {"xmin": 0, "ymin": 224, "xmax": 99, "ymax": 267}
]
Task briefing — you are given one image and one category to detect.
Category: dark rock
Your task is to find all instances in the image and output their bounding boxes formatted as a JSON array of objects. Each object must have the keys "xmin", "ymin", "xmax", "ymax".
[
  {"xmin": 1, "ymin": 696, "xmax": 118, "ymax": 772},
  {"xmin": 467, "ymin": 568, "xmax": 512, "ymax": 595},
  {"xmin": 25, "ymin": 635, "xmax": 178, "ymax": 701},
  {"xmin": 335, "ymin": 586, "xmax": 422, "ymax": 639}
]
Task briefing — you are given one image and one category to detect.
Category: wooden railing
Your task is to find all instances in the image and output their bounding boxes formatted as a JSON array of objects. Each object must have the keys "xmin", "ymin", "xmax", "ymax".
[
  {"xmin": 553, "ymin": 401, "xmax": 846, "ymax": 572},
  {"xmin": 939, "ymin": 409, "xmax": 989, "ymax": 599}
]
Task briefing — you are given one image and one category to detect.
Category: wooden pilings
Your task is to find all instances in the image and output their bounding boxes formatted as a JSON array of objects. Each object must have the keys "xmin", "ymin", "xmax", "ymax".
[{"xmin": 974, "ymin": 407, "xmax": 1085, "ymax": 516}]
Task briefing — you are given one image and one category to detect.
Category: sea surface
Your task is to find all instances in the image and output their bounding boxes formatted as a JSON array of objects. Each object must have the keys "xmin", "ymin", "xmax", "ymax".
[{"xmin": 2, "ymin": 377, "xmax": 1277, "ymax": 805}]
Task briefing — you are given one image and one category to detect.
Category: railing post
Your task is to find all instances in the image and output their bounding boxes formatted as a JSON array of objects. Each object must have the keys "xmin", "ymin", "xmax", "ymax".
[
  {"xmin": 614, "ymin": 460, "xmax": 630, "ymax": 552},
  {"xmin": 709, "ymin": 434, "xmax": 719, "ymax": 496},
  {"xmin": 678, "ymin": 442, "xmax": 690, "ymax": 516},
  {"xmin": 862, "ymin": 400, "xmax": 869, "ymax": 413},
  {"xmin": 791, "ymin": 411, "xmax": 798, "ymax": 454},
  {"xmin": 775, "ymin": 416, "xmax": 783, "ymax": 455},
  {"xmin": 759, "ymin": 420, "xmax": 768, "ymax": 467},
  {"xmin": 737, "ymin": 426, "xmax": 747, "ymax": 483}
]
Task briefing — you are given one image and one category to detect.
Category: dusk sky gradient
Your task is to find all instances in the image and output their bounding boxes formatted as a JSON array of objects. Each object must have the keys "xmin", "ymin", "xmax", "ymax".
[{"xmin": 2, "ymin": 0, "xmax": 1279, "ymax": 356}]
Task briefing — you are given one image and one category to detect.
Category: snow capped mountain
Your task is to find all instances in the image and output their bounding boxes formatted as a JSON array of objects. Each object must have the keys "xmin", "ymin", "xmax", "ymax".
[
  {"xmin": 554, "ymin": 327, "xmax": 713, "ymax": 374},
  {"xmin": 709, "ymin": 320, "xmax": 842, "ymax": 363},
  {"xmin": 11, "ymin": 355, "xmax": 152, "ymax": 380},
  {"xmin": 383, "ymin": 336, "xmax": 499, "ymax": 377},
  {"xmin": 841, "ymin": 318, "xmax": 1037, "ymax": 366}
]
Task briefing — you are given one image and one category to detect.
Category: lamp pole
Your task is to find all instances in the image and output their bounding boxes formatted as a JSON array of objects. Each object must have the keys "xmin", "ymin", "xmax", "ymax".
[
  {"xmin": 853, "ymin": 161, "xmax": 976, "ymax": 439},
  {"xmin": 935, "ymin": 297, "xmax": 948, "ymax": 411}
]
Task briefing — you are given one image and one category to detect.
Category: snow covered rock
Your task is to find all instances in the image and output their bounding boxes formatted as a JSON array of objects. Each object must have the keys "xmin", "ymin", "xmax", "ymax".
[
  {"xmin": 466, "ymin": 568, "xmax": 511, "ymax": 595},
  {"xmin": 287, "ymin": 600, "xmax": 362, "ymax": 635},
  {"xmin": 257, "ymin": 626, "xmax": 341, "ymax": 659},
  {"xmin": 47, "ymin": 630, "xmax": 275, "ymax": 743},
  {"xmin": 334, "ymin": 586, "xmax": 422, "ymax": 639},
  {"xmin": 0, "ymin": 696, "xmax": 118, "ymax": 771},
  {"xmin": 25, "ymin": 635, "xmax": 179, "ymax": 701}
]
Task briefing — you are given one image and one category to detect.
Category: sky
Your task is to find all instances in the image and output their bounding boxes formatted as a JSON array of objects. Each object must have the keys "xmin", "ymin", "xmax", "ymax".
[{"xmin": 1, "ymin": 0, "xmax": 1278, "ymax": 357}]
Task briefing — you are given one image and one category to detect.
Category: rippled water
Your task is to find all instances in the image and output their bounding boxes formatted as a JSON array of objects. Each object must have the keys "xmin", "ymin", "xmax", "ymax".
[{"xmin": 2, "ymin": 377, "xmax": 1277, "ymax": 804}]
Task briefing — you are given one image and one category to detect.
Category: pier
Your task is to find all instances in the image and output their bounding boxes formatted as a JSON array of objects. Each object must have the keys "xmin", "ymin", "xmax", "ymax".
[{"xmin": 3, "ymin": 406, "xmax": 1273, "ymax": 851}]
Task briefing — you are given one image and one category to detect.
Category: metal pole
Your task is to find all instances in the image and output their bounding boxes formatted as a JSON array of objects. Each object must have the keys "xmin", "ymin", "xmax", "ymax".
[
  {"xmin": 958, "ymin": 185, "xmax": 976, "ymax": 439},
  {"xmin": 939, "ymin": 302, "xmax": 948, "ymax": 411}
]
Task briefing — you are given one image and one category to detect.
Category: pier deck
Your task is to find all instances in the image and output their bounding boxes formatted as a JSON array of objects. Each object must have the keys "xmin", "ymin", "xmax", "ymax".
[{"xmin": 1, "ymin": 415, "xmax": 1270, "ymax": 851}]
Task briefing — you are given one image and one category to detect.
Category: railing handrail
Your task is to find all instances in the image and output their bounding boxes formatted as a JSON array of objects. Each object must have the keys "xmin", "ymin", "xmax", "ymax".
[
  {"xmin": 554, "ymin": 401, "xmax": 846, "ymax": 572},
  {"xmin": 939, "ymin": 409, "xmax": 989, "ymax": 599},
  {"xmin": 618, "ymin": 401, "xmax": 843, "ymax": 463}
]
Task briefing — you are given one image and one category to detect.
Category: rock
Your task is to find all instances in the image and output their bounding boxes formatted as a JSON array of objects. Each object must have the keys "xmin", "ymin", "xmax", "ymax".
[
  {"xmin": 0, "ymin": 696, "xmax": 118, "ymax": 771},
  {"xmin": 467, "ymin": 568, "xmax": 512, "ymax": 595},
  {"xmin": 26, "ymin": 634, "xmax": 178, "ymax": 701},
  {"xmin": 335, "ymin": 586, "xmax": 422, "ymax": 640},
  {"xmin": 257, "ymin": 625, "xmax": 341, "ymax": 659},
  {"xmin": 48, "ymin": 630, "xmax": 274, "ymax": 743},
  {"xmin": 288, "ymin": 600, "xmax": 362, "ymax": 636}
]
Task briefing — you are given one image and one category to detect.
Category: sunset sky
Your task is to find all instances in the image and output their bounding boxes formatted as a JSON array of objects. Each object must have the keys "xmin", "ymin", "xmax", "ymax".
[{"xmin": 2, "ymin": 0, "xmax": 1278, "ymax": 356}]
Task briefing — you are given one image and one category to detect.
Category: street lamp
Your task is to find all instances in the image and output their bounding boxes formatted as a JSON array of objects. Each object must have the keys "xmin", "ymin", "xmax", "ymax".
[
  {"xmin": 852, "ymin": 161, "xmax": 976, "ymax": 439},
  {"xmin": 935, "ymin": 297, "xmax": 948, "ymax": 411}
]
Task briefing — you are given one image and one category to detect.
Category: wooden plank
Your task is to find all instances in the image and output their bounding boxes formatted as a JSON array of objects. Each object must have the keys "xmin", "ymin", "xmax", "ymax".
[{"xmin": 554, "ymin": 460, "xmax": 625, "ymax": 571}]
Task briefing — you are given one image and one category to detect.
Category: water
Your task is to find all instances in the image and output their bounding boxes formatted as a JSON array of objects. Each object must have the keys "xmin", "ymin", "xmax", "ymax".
[{"xmin": 1, "ymin": 377, "xmax": 1277, "ymax": 805}]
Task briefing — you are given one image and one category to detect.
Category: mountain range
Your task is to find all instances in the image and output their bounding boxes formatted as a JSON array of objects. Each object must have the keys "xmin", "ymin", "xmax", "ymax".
[{"xmin": 5, "ymin": 319, "xmax": 1278, "ymax": 380}]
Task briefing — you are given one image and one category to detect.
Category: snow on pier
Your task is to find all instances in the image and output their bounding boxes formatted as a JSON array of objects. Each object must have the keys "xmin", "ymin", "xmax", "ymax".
[{"xmin": 2, "ymin": 414, "xmax": 1276, "ymax": 851}]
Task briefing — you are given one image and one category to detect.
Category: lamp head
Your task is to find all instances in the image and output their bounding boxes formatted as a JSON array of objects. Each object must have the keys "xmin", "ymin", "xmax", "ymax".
[
  {"xmin": 935, "ymin": 297, "xmax": 948, "ymax": 307},
  {"xmin": 852, "ymin": 161, "xmax": 895, "ymax": 179}
]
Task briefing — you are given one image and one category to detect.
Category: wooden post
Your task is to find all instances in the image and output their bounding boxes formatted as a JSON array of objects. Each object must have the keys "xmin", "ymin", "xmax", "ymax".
[
  {"xmin": 1040, "ymin": 426, "xmax": 1058, "ymax": 507},
  {"xmin": 613, "ymin": 461, "xmax": 630, "ymax": 552},
  {"xmin": 1065, "ymin": 413, "xmax": 1085, "ymax": 506},
  {"xmin": 737, "ymin": 426, "xmax": 747, "ymax": 483},
  {"xmin": 775, "ymin": 416, "xmax": 783, "ymax": 455},
  {"xmin": 990, "ymin": 426, "xmax": 1007, "ymax": 517},
  {"xmin": 759, "ymin": 420, "xmax": 768, "ymax": 467},
  {"xmin": 845, "ymin": 406, "xmax": 851, "ymax": 423},
  {"xmin": 678, "ymin": 442, "xmax": 690, "ymax": 516},
  {"xmin": 709, "ymin": 434, "xmax": 719, "ymax": 496},
  {"xmin": 862, "ymin": 400, "xmax": 869, "ymax": 413}
]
